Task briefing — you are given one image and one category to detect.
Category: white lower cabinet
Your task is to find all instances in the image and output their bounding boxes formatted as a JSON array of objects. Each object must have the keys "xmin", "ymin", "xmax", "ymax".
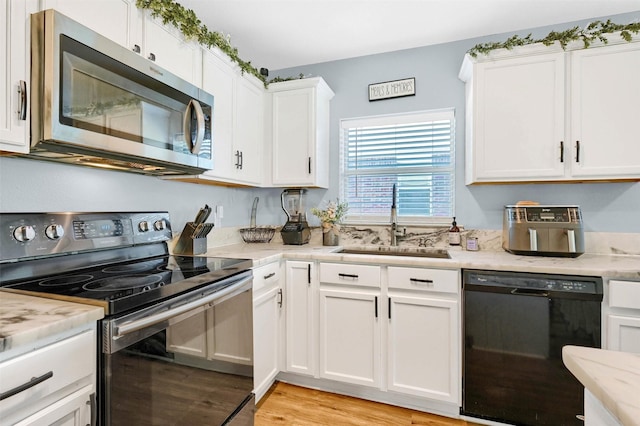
[
  {"xmin": 284, "ymin": 260, "xmax": 316, "ymax": 376},
  {"xmin": 0, "ymin": 326, "xmax": 96, "ymax": 426},
  {"xmin": 14, "ymin": 386, "xmax": 94, "ymax": 426},
  {"xmin": 606, "ymin": 279, "xmax": 640, "ymax": 353},
  {"xmin": 319, "ymin": 287, "xmax": 381, "ymax": 387},
  {"xmin": 252, "ymin": 261, "xmax": 283, "ymax": 402},
  {"xmin": 315, "ymin": 262, "xmax": 461, "ymax": 405},
  {"xmin": 388, "ymin": 267, "xmax": 460, "ymax": 404},
  {"xmin": 387, "ymin": 294, "xmax": 458, "ymax": 402}
]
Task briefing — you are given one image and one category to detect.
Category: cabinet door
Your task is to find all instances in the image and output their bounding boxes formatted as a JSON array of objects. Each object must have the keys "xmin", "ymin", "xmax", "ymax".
[
  {"xmin": 387, "ymin": 294, "xmax": 459, "ymax": 403},
  {"xmin": 470, "ymin": 52, "xmax": 566, "ymax": 183},
  {"xmin": 272, "ymin": 88, "xmax": 315, "ymax": 186},
  {"xmin": 285, "ymin": 261, "xmax": 316, "ymax": 376},
  {"xmin": 39, "ymin": 0, "xmax": 137, "ymax": 49},
  {"xmin": 253, "ymin": 285, "xmax": 281, "ymax": 402},
  {"xmin": 0, "ymin": 0, "xmax": 35, "ymax": 152},
  {"xmin": 570, "ymin": 42, "xmax": 640, "ymax": 179},
  {"xmin": 233, "ymin": 76, "xmax": 265, "ymax": 185},
  {"xmin": 607, "ymin": 315, "xmax": 640, "ymax": 353},
  {"xmin": 202, "ymin": 49, "xmax": 235, "ymax": 179},
  {"xmin": 14, "ymin": 386, "xmax": 93, "ymax": 426},
  {"xmin": 319, "ymin": 288, "xmax": 381, "ymax": 388},
  {"xmin": 142, "ymin": 13, "xmax": 202, "ymax": 86}
]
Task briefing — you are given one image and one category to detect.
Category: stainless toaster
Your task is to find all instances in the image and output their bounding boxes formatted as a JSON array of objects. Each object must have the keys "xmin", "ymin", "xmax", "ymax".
[{"xmin": 502, "ymin": 205, "xmax": 585, "ymax": 257}]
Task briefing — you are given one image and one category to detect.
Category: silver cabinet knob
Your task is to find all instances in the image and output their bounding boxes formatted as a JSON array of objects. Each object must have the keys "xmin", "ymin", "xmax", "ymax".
[
  {"xmin": 45, "ymin": 224, "xmax": 65, "ymax": 240},
  {"xmin": 13, "ymin": 225, "xmax": 36, "ymax": 242}
]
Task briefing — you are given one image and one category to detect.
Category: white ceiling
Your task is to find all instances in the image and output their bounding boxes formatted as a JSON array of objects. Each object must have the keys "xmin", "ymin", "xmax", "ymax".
[{"xmin": 178, "ymin": 0, "xmax": 640, "ymax": 70}]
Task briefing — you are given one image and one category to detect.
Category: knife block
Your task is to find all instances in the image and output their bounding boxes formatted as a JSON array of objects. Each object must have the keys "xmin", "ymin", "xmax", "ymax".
[{"xmin": 173, "ymin": 222, "xmax": 210, "ymax": 255}]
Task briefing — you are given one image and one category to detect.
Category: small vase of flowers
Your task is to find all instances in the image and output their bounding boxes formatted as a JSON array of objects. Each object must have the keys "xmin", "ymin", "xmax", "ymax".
[{"xmin": 311, "ymin": 199, "xmax": 349, "ymax": 246}]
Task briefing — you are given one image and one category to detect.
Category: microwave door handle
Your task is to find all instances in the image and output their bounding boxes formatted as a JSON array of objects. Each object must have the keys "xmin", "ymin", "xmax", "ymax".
[
  {"xmin": 528, "ymin": 228, "xmax": 538, "ymax": 251},
  {"xmin": 567, "ymin": 229, "xmax": 576, "ymax": 253},
  {"xmin": 183, "ymin": 100, "xmax": 205, "ymax": 155}
]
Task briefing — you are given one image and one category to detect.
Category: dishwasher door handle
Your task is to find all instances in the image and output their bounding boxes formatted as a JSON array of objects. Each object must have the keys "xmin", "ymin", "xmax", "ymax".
[{"xmin": 510, "ymin": 288, "xmax": 549, "ymax": 297}]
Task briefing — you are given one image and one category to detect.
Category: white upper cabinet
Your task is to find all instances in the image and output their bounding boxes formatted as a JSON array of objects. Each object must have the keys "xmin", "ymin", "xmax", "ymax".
[
  {"xmin": 198, "ymin": 47, "xmax": 265, "ymax": 186},
  {"xmin": 39, "ymin": 0, "xmax": 138, "ymax": 51},
  {"xmin": 141, "ymin": 11, "xmax": 202, "ymax": 86},
  {"xmin": 40, "ymin": 0, "xmax": 202, "ymax": 86},
  {"xmin": 569, "ymin": 42, "xmax": 640, "ymax": 179},
  {"xmin": 461, "ymin": 52, "xmax": 566, "ymax": 183},
  {"xmin": 460, "ymin": 38, "xmax": 640, "ymax": 184},
  {"xmin": 268, "ymin": 77, "xmax": 334, "ymax": 188},
  {"xmin": 0, "ymin": 0, "xmax": 37, "ymax": 153}
]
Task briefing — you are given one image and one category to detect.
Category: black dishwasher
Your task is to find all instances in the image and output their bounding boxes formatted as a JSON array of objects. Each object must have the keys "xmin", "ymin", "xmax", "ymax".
[{"xmin": 462, "ymin": 269, "xmax": 603, "ymax": 426}]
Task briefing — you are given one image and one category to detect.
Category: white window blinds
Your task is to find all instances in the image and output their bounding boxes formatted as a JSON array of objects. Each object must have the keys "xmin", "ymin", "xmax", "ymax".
[{"xmin": 340, "ymin": 109, "xmax": 455, "ymax": 224}]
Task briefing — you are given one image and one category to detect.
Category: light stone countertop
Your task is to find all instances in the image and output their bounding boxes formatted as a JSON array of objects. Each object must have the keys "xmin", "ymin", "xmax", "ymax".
[
  {"xmin": 0, "ymin": 291, "xmax": 104, "ymax": 355},
  {"xmin": 204, "ymin": 243, "xmax": 640, "ymax": 280},
  {"xmin": 563, "ymin": 346, "xmax": 640, "ymax": 426}
]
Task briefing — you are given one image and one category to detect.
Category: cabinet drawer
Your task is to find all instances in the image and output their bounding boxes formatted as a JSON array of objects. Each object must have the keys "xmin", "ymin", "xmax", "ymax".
[
  {"xmin": 253, "ymin": 262, "xmax": 281, "ymax": 293},
  {"xmin": 388, "ymin": 267, "xmax": 459, "ymax": 294},
  {"xmin": 320, "ymin": 263, "xmax": 381, "ymax": 288},
  {"xmin": 0, "ymin": 329, "xmax": 95, "ymax": 420},
  {"xmin": 609, "ymin": 280, "xmax": 640, "ymax": 309}
]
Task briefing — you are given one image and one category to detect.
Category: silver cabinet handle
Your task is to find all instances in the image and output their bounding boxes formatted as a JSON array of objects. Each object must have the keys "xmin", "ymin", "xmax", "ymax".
[
  {"xmin": 148, "ymin": 52, "xmax": 156, "ymax": 61},
  {"xmin": 263, "ymin": 272, "xmax": 276, "ymax": 280},
  {"xmin": 277, "ymin": 288, "xmax": 283, "ymax": 308},
  {"xmin": 18, "ymin": 80, "xmax": 27, "ymax": 121},
  {"xmin": 132, "ymin": 44, "xmax": 141, "ymax": 53},
  {"xmin": 0, "ymin": 371, "xmax": 53, "ymax": 401},
  {"xmin": 183, "ymin": 100, "xmax": 205, "ymax": 155}
]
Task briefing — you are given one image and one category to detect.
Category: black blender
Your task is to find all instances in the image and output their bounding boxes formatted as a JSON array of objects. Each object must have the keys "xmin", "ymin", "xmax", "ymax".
[{"xmin": 280, "ymin": 189, "xmax": 311, "ymax": 245}]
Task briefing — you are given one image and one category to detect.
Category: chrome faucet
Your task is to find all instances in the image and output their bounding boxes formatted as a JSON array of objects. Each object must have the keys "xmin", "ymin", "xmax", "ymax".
[{"xmin": 390, "ymin": 184, "xmax": 405, "ymax": 246}]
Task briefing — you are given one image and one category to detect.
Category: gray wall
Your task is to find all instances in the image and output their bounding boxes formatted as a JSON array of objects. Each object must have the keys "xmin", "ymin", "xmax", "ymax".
[
  {"xmin": 272, "ymin": 11, "xmax": 640, "ymax": 233},
  {"xmin": 1, "ymin": 11, "xmax": 639, "ymax": 233},
  {"xmin": 0, "ymin": 158, "xmax": 290, "ymax": 232}
]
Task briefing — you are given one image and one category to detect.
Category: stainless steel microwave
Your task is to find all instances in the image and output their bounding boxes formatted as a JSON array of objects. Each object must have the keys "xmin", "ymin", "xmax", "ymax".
[{"xmin": 26, "ymin": 9, "xmax": 213, "ymax": 176}]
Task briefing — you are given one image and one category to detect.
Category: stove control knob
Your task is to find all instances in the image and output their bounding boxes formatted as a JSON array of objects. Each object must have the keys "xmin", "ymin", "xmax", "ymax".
[
  {"xmin": 45, "ymin": 224, "xmax": 65, "ymax": 240},
  {"xmin": 13, "ymin": 225, "xmax": 36, "ymax": 242},
  {"xmin": 139, "ymin": 221, "xmax": 150, "ymax": 232},
  {"xmin": 154, "ymin": 219, "xmax": 166, "ymax": 231}
]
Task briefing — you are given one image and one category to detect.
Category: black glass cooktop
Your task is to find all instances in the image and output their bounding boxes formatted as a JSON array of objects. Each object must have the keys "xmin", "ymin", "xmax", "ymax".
[{"xmin": 3, "ymin": 255, "xmax": 252, "ymax": 315}]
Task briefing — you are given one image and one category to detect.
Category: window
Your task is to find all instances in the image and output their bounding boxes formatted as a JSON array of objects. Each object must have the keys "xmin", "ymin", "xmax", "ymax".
[{"xmin": 340, "ymin": 109, "xmax": 455, "ymax": 225}]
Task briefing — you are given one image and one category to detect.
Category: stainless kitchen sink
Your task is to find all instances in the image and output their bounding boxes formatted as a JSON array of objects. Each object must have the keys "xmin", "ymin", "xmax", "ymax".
[{"xmin": 337, "ymin": 247, "xmax": 451, "ymax": 259}]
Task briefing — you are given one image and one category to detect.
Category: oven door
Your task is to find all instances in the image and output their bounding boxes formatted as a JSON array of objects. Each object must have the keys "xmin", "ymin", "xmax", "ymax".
[{"xmin": 100, "ymin": 271, "xmax": 253, "ymax": 426}]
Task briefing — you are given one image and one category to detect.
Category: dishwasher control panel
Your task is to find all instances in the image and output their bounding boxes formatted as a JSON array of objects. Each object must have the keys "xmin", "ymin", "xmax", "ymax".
[{"xmin": 465, "ymin": 270, "xmax": 602, "ymax": 295}]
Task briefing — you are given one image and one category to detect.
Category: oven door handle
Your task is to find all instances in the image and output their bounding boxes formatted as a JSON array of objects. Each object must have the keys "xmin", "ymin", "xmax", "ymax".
[{"xmin": 115, "ymin": 276, "xmax": 251, "ymax": 337}]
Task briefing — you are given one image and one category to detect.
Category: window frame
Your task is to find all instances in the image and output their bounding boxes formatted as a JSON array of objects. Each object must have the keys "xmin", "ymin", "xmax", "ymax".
[{"xmin": 339, "ymin": 108, "xmax": 456, "ymax": 226}]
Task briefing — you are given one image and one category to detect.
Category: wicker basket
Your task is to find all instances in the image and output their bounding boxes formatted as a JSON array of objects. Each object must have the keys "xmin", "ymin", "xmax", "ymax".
[{"xmin": 239, "ymin": 226, "xmax": 276, "ymax": 243}]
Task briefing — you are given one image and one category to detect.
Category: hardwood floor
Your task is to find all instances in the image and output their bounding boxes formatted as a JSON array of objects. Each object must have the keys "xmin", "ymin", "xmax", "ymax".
[{"xmin": 255, "ymin": 382, "xmax": 478, "ymax": 425}]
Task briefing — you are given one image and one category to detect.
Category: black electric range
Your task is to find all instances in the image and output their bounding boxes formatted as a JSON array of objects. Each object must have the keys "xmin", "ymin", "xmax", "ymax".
[{"xmin": 0, "ymin": 211, "xmax": 252, "ymax": 315}]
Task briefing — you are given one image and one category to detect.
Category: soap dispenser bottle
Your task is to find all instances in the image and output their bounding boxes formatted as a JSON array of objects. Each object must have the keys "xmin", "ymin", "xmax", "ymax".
[{"xmin": 448, "ymin": 217, "xmax": 461, "ymax": 246}]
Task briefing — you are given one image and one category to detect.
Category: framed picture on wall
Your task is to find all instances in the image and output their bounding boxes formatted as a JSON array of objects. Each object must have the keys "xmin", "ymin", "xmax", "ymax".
[{"xmin": 368, "ymin": 77, "xmax": 415, "ymax": 101}]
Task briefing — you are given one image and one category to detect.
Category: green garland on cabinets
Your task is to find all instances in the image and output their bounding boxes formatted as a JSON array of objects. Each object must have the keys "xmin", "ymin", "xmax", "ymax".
[
  {"xmin": 468, "ymin": 19, "xmax": 640, "ymax": 57},
  {"xmin": 135, "ymin": 0, "xmax": 267, "ymax": 84}
]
